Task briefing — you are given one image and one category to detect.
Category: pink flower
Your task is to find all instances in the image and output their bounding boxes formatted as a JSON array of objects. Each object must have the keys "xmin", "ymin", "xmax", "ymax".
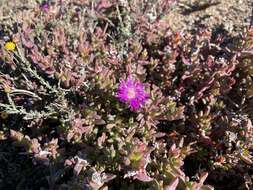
[{"xmin": 117, "ymin": 76, "xmax": 149, "ymax": 111}]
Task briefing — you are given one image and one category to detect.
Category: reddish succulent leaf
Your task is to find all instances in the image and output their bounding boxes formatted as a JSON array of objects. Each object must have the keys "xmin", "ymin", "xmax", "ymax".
[
  {"xmin": 165, "ymin": 178, "xmax": 179, "ymax": 190},
  {"xmin": 133, "ymin": 170, "xmax": 153, "ymax": 182}
]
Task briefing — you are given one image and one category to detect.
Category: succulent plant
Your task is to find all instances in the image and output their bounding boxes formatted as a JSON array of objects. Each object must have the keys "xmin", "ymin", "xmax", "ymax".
[{"xmin": 0, "ymin": 0, "xmax": 253, "ymax": 189}]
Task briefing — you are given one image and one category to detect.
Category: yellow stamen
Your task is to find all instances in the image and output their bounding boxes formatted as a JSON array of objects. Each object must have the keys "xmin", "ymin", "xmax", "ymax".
[{"xmin": 127, "ymin": 88, "xmax": 136, "ymax": 99}]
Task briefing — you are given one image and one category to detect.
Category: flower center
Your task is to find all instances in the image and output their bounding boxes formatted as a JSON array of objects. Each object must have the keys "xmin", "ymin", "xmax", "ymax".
[{"xmin": 127, "ymin": 88, "xmax": 136, "ymax": 99}]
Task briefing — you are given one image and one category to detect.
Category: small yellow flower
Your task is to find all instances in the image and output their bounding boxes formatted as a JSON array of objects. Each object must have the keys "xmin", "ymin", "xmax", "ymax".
[
  {"xmin": 0, "ymin": 111, "xmax": 8, "ymax": 119},
  {"xmin": 5, "ymin": 41, "xmax": 16, "ymax": 51},
  {"xmin": 4, "ymin": 86, "xmax": 12, "ymax": 93}
]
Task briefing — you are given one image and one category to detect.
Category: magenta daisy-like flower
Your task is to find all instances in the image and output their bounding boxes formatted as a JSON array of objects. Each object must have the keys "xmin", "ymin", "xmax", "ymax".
[{"xmin": 117, "ymin": 76, "xmax": 149, "ymax": 111}]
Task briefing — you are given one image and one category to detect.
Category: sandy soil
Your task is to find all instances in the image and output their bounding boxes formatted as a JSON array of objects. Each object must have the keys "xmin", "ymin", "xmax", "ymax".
[{"xmin": 166, "ymin": 0, "xmax": 252, "ymax": 34}]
